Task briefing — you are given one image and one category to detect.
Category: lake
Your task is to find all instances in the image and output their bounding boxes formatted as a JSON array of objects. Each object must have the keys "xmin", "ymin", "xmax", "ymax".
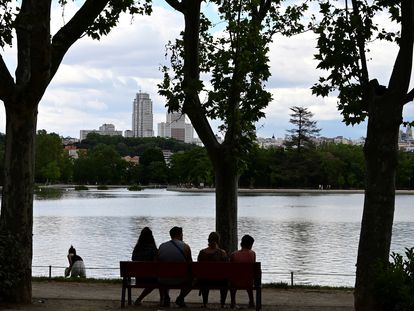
[{"xmin": 30, "ymin": 188, "xmax": 414, "ymax": 287}]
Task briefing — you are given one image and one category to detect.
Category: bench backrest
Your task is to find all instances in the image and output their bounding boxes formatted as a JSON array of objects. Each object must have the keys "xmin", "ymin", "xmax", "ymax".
[
  {"xmin": 120, "ymin": 261, "xmax": 189, "ymax": 278},
  {"xmin": 193, "ymin": 262, "xmax": 261, "ymax": 288},
  {"xmin": 120, "ymin": 261, "xmax": 261, "ymax": 288}
]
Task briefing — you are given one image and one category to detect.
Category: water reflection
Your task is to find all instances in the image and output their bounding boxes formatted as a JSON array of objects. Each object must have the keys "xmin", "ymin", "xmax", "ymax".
[{"xmin": 31, "ymin": 188, "xmax": 414, "ymax": 286}]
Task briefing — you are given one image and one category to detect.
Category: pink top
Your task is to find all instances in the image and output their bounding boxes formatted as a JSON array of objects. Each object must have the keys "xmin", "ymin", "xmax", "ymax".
[{"xmin": 230, "ymin": 249, "xmax": 256, "ymax": 263}]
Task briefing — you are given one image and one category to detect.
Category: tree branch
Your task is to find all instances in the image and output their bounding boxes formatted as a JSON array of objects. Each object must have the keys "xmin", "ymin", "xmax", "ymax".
[
  {"xmin": 351, "ymin": 0, "xmax": 370, "ymax": 86},
  {"xmin": 405, "ymin": 88, "xmax": 414, "ymax": 104},
  {"xmin": 258, "ymin": 0, "xmax": 271, "ymax": 21},
  {"xmin": 388, "ymin": 1, "xmax": 414, "ymax": 98},
  {"xmin": 50, "ymin": 0, "xmax": 111, "ymax": 79},
  {"xmin": 28, "ymin": 0, "xmax": 52, "ymax": 103},
  {"xmin": 0, "ymin": 54, "xmax": 15, "ymax": 101},
  {"xmin": 165, "ymin": 0, "xmax": 184, "ymax": 13}
]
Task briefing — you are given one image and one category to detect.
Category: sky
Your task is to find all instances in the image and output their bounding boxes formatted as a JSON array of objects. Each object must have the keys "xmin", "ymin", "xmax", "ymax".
[{"xmin": 1, "ymin": 1, "xmax": 413, "ymax": 140}]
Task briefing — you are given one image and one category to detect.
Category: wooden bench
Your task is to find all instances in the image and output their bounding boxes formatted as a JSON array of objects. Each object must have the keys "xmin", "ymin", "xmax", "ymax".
[{"xmin": 120, "ymin": 261, "xmax": 262, "ymax": 310}]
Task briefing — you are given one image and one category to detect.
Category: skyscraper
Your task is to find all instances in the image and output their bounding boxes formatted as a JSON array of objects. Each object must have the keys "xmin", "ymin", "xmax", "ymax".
[
  {"xmin": 157, "ymin": 111, "xmax": 194, "ymax": 143},
  {"xmin": 132, "ymin": 92, "xmax": 154, "ymax": 137}
]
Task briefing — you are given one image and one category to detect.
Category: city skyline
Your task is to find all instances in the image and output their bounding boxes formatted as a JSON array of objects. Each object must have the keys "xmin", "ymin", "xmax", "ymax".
[{"xmin": 0, "ymin": 1, "xmax": 413, "ymax": 140}]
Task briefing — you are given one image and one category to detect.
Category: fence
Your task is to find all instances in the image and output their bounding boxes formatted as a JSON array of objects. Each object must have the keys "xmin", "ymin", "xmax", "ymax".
[{"xmin": 32, "ymin": 265, "xmax": 355, "ymax": 287}]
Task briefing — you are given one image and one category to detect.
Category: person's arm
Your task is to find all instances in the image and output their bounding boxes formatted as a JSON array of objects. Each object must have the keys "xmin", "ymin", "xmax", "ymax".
[
  {"xmin": 67, "ymin": 254, "xmax": 73, "ymax": 269},
  {"xmin": 184, "ymin": 243, "xmax": 192, "ymax": 262}
]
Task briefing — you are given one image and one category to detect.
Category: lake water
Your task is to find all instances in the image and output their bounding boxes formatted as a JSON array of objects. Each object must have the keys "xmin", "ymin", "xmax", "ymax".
[{"xmin": 31, "ymin": 188, "xmax": 414, "ymax": 287}]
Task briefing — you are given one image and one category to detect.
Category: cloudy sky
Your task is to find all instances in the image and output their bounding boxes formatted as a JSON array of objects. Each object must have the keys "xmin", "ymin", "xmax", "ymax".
[{"xmin": 1, "ymin": 1, "xmax": 413, "ymax": 140}]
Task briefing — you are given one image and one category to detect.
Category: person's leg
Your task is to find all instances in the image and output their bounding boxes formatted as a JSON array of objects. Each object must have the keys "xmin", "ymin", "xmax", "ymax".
[
  {"xmin": 220, "ymin": 288, "xmax": 228, "ymax": 307},
  {"xmin": 247, "ymin": 289, "xmax": 255, "ymax": 308},
  {"xmin": 201, "ymin": 288, "xmax": 209, "ymax": 307},
  {"xmin": 176, "ymin": 286, "xmax": 191, "ymax": 307},
  {"xmin": 134, "ymin": 287, "xmax": 154, "ymax": 305},
  {"xmin": 230, "ymin": 289, "xmax": 237, "ymax": 308},
  {"xmin": 160, "ymin": 288, "xmax": 171, "ymax": 307}
]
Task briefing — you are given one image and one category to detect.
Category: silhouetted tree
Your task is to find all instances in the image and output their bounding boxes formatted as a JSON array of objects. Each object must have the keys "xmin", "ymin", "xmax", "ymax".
[{"xmin": 284, "ymin": 106, "xmax": 320, "ymax": 152}]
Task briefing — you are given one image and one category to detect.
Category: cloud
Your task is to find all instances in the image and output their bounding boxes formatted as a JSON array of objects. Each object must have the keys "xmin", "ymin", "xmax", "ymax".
[{"xmin": 1, "ymin": 2, "xmax": 413, "ymax": 141}]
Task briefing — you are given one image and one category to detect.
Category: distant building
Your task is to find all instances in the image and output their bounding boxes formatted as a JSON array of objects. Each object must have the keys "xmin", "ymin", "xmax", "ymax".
[
  {"xmin": 157, "ymin": 111, "xmax": 194, "ymax": 143},
  {"xmin": 124, "ymin": 130, "xmax": 133, "ymax": 138},
  {"xmin": 64, "ymin": 145, "xmax": 86, "ymax": 159},
  {"xmin": 162, "ymin": 150, "xmax": 174, "ymax": 166},
  {"xmin": 122, "ymin": 155, "xmax": 139, "ymax": 165},
  {"xmin": 61, "ymin": 136, "xmax": 79, "ymax": 146},
  {"xmin": 79, "ymin": 123, "xmax": 122, "ymax": 140},
  {"xmin": 132, "ymin": 92, "xmax": 154, "ymax": 137},
  {"xmin": 256, "ymin": 136, "xmax": 284, "ymax": 148}
]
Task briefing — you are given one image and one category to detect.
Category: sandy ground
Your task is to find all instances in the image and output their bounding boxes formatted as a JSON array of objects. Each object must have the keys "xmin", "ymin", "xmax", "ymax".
[{"xmin": 0, "ymin": 281, "xmax": 355, "ymax": 311}]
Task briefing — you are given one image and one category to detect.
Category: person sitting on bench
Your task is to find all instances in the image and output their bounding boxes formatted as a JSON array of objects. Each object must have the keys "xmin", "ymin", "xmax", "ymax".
[{"xmin": 158, "ymin": 226, "xmax": 193, "ymax": 308}]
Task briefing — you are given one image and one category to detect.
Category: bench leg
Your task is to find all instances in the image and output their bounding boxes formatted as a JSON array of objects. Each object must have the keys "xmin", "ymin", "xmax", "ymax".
[
  {"xmin": 128, "ymin": 287, "xmax": 132, "ymax": 305},
  {"xmin": 121, "ymin": 286, "xmax": 126, "ymax": 308},
  {"xmin": 256, "ymin": 288, "xmax": 262, "ymax": 311}
]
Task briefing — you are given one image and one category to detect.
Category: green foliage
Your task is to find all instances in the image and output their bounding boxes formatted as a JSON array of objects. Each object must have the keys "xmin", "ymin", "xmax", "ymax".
[
  {"xmin": 78, "ymin": 133, "xmax": 194, "ymax": 155},
  {"xmin": 239, "ymin": 143, "xmax": 366, "ymax": 189},
  {"xmin": 97, "ymin": 185, "xmax": 108, "ymax": 190},
  {"xmin": 374, "ymin": 247, "xmax": 414, "ymax": 311},
  {"xmin": 0, "ymin": 0, "xmax": 14, "ymax": 48},
  {"xmin": 284, "ymin": 106, "xmax": 321, "ymax": 152},
  {"xmin": 127, "ymin": 184, "xmax": 142, "ymax": 191},
  {"xmin": 311, "ymin": 0, "xmax": 401, "ymax": 124},
  {"xmin": 159, "ymin": 0, "xmax": 308, "ymax": 159},
  {"xmin": 74, "ymin": 185, "xmax": 88, "ymax": 190},
  {"xmin": 85, "ymin": 0, "xmax": 152, "ymax": 40},
  {"xmin": 169, "ymin": 147, "xmax": 214, "ymax": 187},
  {"xmin": 35, "ymin": 130, "xmax": 71, "ymax": 184}
]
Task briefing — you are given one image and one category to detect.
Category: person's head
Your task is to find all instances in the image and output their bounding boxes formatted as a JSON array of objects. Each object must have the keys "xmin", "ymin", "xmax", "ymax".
[
  {"xmin": 240, "ymin": 235, "xmax": 254, "ymax": 250},
  {"xmin": 208, "ymin": 231, "xmax": 220, "ymax": 247},
  {"xmin": 68, "ymin": 245, "xmax": 76, "ymax": 255},
  {"xmin": 137, "ymin": 227, "xmax": 156, "ymax": 248},
  {"xmin": 169, "ymin": 226, "xmax": 183, "ymax": 240}
]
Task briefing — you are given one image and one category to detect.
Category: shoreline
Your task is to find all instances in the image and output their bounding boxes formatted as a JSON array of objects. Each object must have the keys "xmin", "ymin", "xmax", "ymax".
[
  {"xmin": 166, "ymin": 187, "xmax": 414, "ymax": 195},
  {"xmin": 33, "ymin": 184, "xmax": 414, "ymax": 195}
]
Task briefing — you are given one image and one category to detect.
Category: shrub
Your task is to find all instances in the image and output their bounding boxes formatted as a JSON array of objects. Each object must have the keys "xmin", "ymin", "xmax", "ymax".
[
  {"xmin": 74, "ymin": 185, "xmax": 88, "ymax": 190},
  {"xmin": 128, "ymin": 184, "xmax": 142, "ymax": 191},
  {"xmin": 374, "ymin": 247, "xmax": 414, "ymax": 311}
]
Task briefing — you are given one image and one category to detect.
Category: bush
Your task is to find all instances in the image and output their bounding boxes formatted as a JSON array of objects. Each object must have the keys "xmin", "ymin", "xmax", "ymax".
[
  {"xmin": 374, "ymin": 247, "xmax": 414, "ymax": 311},
  {"xmin": 74, "ymin": 185, "xmax": 88, "ymax": 190},
  {"xmin": 128, "ymin": 184, "xmax": 142, "ymax": 191},
  {"xmin": 97, "ymin": 185, "xmax": 108, "ymax": 190}
]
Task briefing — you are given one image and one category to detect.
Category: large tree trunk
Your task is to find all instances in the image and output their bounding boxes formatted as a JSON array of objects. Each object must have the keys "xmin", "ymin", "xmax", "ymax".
[
  {"xmin": 214, "ymin": 149, "xmax": 239, "ymax": 254},
  {"xmin": 0, "ymin": 102, "xmax": 37, "ymax": 303},
  {"xmin": 354, "ymin": 94, "xmax": 402, "ymax": 311}
]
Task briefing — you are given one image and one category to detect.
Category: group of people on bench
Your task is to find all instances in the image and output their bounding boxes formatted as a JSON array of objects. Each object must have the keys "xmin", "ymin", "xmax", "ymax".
[{"xmin": 131, "ymin": 226, "xmax": 256, "ymax": 308}]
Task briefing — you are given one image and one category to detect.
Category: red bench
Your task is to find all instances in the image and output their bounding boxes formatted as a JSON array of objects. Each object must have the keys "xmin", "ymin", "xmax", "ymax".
[{"xmin": 120, "ymin": 261, "xmax": 262, "ymax": 310}]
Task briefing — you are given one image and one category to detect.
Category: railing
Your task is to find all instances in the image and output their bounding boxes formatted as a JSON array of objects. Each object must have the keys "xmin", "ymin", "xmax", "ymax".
[{"xmin": 32, "ymin": 265, "xmax": 355, "ymax": 287}]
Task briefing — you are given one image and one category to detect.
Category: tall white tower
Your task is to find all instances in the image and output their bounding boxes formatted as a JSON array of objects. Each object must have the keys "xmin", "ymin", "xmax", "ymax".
[{"xmin": 132, "ymin": 92, "xmax": 153, "ymax": 137}]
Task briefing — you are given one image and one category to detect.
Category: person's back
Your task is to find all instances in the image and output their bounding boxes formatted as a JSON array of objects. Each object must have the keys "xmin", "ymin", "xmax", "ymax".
[
  {"xmin": 158, "ymin": 226, "xmax": 192, "ymax": 307},
  {"xmin": 197, "ymin": 232, "xmax": 228, "ymax": 307},
  {"xmin": 230, "ymin": 247, "xmax": 256, "ymax": 263},
  {"xmin": 158, "ymin": 239, "xmax": 189, "ymax": 262},
  {"xmin": 230, "ymin": 235, "xmax": 256, "ymax": 309},
  {"xmin": 131, "ymin": 227, "xmax": 158, "ymax": 305}
]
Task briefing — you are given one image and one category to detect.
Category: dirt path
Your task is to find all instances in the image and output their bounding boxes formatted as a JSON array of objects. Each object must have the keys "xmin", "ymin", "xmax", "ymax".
[{"xmin": 0, "ymin": 281, "xmax": 354, "ymax": 311}]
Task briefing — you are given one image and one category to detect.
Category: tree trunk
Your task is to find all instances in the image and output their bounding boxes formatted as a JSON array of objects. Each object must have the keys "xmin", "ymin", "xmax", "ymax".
[
  {"xmin": 214, "ymin": 149, "xmax": 239, "ymax": 254},
  {"xmin": 0, "ymin": 102, "xmax": 37, "ymax": 303},
  {"xmin": 354, "ymin": 94, "xmax": 402, "ymax": 311}
]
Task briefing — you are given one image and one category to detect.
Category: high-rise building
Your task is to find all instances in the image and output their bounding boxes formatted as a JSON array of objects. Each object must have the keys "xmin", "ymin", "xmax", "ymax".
[
  {"xmin": 132, "ymin": 92, "xmax": 154, "ymax": 137},
  {"xmin": 157, "ymin": 111, "xmax": 194, "ymax": 143}
]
